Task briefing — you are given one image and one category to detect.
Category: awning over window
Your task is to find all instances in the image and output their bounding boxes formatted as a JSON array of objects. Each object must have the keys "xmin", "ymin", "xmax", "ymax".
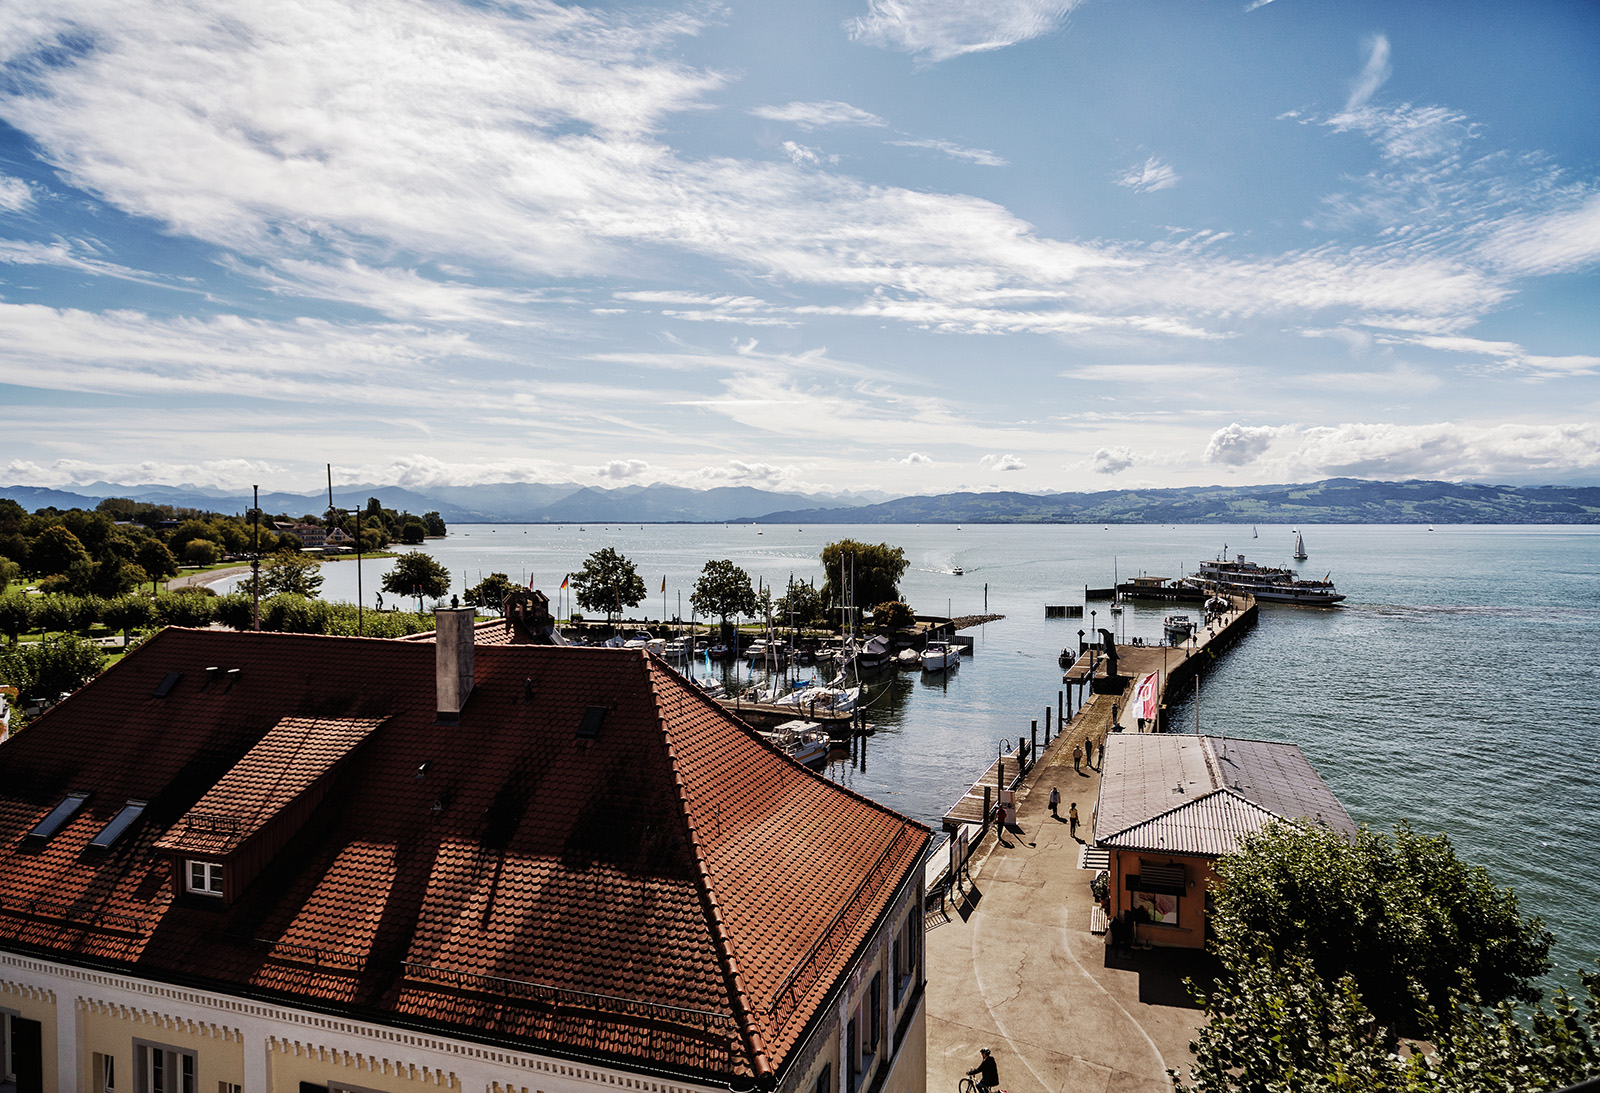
[{"xmin": 1137, "ymin": 863, "xmax": 1186, "ymax": 894}]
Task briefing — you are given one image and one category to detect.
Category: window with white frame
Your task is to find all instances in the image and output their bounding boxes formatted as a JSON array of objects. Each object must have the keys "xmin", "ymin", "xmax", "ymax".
[
  {"xmin": 186, "ymin": 860, "xmax": 223, "ymax": 897},
  {"xmin": 94, "ymin": 1051, "xmax": 116, "ymax": 1093},
  {"xmin": 134, "ymin": 1040, "xmax": 195, "ymax": 1093}
]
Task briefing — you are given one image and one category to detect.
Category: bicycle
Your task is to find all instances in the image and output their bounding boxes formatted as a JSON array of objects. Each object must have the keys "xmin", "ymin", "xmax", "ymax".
[{"xmin": 959, "ymin": 1079, "xmax": 979, "ymax": 1093}]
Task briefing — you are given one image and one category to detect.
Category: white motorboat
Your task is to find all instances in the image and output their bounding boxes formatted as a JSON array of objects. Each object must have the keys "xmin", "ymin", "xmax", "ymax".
[
  {"xmin": 1164, "ymin": 615, "xmax": 1196, "ymax": 644},
  {"xmin": 760, "ymin": 720, "xmax": 832, "ymax": 766},
  {"xmin": 920, "ymin": 641, "xmax": 959, "ymax": 671}
]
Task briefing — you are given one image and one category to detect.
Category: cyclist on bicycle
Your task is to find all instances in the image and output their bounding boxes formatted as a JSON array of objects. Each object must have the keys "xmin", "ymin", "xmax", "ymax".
[{"xmin": 967, "ymin": 1048, "xmax": 998, "ymax": 1093}]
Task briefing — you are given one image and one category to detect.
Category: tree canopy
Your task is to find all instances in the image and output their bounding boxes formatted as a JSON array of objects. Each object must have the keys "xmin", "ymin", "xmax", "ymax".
[
  {"xmin": 381, "ymin": 550, "xmax": 451, "ymax": 601},
  {"xmin": 244, "ymin": 554, "xmax": 324, "ymax": 599},
  {"xmin": 774, "ymin": 578, "xmax": 828, "ymax": 628},
  {"xmin": 1211, "ymin": 822, "xmax": 1552, "ymax": 1038},
  {"xmin": 820, "ymin": 539, "xmax": 907, "ymax": 615},
  {"xmin": 690, "ymin": 559, "xmax": 758, "ymax": 626},
  {"xmin": 29, "ymin": 525, "xmax": 91, "ymax": 576},
  {"xmin": 465, "ymin": 572, "xmax": 519, "ymax": 615},
  {"xmin": 1174, "ymin": 821, "xmax": 1591, "ymax": 1093},
  {"xmin": 572, "ymin": 548, "xmax": 646, "ymax": 622},
  {"xmin": 871, "ymin": 600, "xmax": 916, "ymax": 631}
]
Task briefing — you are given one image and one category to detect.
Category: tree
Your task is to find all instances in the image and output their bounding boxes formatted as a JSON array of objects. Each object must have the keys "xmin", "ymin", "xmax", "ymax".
[
  {"xmin": 422, "ymin": 511, "xmax": 447, "ymax": 537},
  {"xmin": 244, "ymin": 554, "xmax": 324, "ymax": 598},
  {"xmin": 136, "ymin": 539, "xmax": 179, "ymax": 593},
  {"xmin": 0, "ymin": 557, "xmax": 19, "ymax": 594},
  {"xmin": 871, "ymin": 600, "xmax": 915, "ymax": 631},
  {"xmin": 465, "ymin": 573, "xmax": 518, "ymax": 615},
  {"xmin": 0, "ymin": 634, "xmax": 106, "ymax": 701},
  {"xmin": 774, "ymin": 579, "xmax": 827, "ymax": 628},
  {"xmin": 382, "ymin": 550, "xmax": 451, "ymax": 602},
  {"xmin": 400, "ymin": 518, "xmax": 428, "ymax": 545},
  {"xmin": 572, "ymin": 548, "xmax": 647, "ymax": 624},
  {"xmin": 0, "ymin": 595, "xmax": 33, "ymax": 645},
  {"xmin": 101, "ymin": 594, "xmax": 156, "ymax": 642},
  {"xmin": 690, "ymin": 559, "xmax": 757, "ymax": 632},
  {"xmin": 184, "ymin": 539, "xmax": 222, "ymax": 566},
  {"xmin": 28, "ymin": 525, "xmax": 92, "ymax": 577},
  {"xmin": 820, "ymin": 540, "xmax": 908, "ymax": 617},
  {"xmin": 1210, "ymin": 823, "xmax": 1553, "ymax": 1040},
  {"xmin": 155, "ymin": 590, "xmax": 217, "ymax": 628}
]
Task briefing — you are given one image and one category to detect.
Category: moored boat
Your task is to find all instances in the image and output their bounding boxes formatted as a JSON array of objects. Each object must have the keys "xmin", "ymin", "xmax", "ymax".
[
  {"xmin": 1188, "ymin": 552, "xmax": 1344, "ymax": 606},
  {"xmin": 920, "ymin": 641, "xmax": 959, "ymax": 671},
  {"xmin": 1163, "ymin": 614, "xmax": 1196, "ymax": 644}
]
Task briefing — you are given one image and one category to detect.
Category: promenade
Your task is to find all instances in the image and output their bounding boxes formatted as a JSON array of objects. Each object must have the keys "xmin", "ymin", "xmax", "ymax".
[{"xmin": 924, "ymin": 696, "xmax": 1209, "ymax": 1093}]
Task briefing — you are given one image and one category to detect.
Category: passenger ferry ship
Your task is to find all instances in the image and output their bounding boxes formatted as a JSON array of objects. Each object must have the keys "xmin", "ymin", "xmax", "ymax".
[{"xmin": 1187, "ymin": 551, "xmax": 1345, "ymax": 606}]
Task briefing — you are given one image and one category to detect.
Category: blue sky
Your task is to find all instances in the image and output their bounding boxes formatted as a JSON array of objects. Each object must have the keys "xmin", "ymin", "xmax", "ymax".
[{"xmin": 1, "ymin": 0, "xmax": 1597, "ymax": 496}]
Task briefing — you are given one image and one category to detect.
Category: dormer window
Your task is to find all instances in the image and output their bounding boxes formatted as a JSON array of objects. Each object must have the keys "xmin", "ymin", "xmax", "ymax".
[{"xmin": 186, "ymin": 860, "xmax": 224, "ymax": 897}]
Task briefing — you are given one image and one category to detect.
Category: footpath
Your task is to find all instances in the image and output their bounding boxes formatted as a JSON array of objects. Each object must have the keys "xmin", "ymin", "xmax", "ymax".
[{"xmin": 924, "ymin": 694, "xmax": 1208, "ymax": 1093}]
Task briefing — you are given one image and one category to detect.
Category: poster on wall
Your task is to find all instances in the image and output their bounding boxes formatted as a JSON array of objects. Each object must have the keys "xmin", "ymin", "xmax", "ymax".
[{"xmin": 1135, "ymin": 890, "xmax": 1179, "ymax": 925}]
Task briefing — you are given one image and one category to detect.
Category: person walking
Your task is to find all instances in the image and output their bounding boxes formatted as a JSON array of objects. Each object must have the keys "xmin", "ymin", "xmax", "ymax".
[
  {"xmin": 1085, "ymin": 735, "xmax": 1096, "ymax": 769},
  {"xmin": 1069, "ymin": 802, "xmax": 1080, "ymax": 837},
  {"xmin": 968, "ymin": 1049, "xmax": 999, "ymax": 1093},
  {"xmin": 1048, "ymin": 786, "xmax": 1060, "ymax": 818},
  {"xmin": 1073, "ymin": 742, "xmax": 1083, "ymax": 771}
]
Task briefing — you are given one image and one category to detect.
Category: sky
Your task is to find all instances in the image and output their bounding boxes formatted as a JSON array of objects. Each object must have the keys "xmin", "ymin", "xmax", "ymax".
[{"xmin": 1, "ymin": 0, "xmax": 1598, "ymax": 498}]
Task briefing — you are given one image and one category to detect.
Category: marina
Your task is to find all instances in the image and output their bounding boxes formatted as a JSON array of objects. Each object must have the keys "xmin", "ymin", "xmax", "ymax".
[{"xmin": 208, "ymin": 521, "xmax": 1600, "ymax": 992}]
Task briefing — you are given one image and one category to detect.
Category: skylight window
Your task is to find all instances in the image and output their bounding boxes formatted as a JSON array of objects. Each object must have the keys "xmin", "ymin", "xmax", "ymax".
[
  {"xmin": 88, "ymin": 800, "xmax": 148, "ymax": 849},
  {"xmin": 577, "ymin": 706, "xmax": 607, "ymax": 740},
  {"xmin": 152, "ymin": 672, "xmax": 182, "ymax": 698},
  {"xmin": 27, "ymin": 792, "xmax": 88, "ymax": 840}
]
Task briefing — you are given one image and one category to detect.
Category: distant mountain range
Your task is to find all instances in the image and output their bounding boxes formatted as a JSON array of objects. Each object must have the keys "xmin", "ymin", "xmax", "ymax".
[
  {"xmin": 748, "ymin": 479, "xmax": 1600, "ymax": 524},
  {"xmin": 4, "ymin": 476, "xmax": 1599, "ymax": 524},
  {"xmin": 0, "ymin": 480, "xmax": 886, "ymax": 524}
]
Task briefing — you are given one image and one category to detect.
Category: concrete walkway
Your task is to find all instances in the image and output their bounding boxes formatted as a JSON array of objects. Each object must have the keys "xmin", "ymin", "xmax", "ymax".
[{"xmin": 926, "ymin": 695, "xmax": 1208, "ymax": 1093}]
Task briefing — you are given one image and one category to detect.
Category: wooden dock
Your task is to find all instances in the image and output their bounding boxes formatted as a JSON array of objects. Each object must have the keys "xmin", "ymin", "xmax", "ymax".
[{"xmin": 942, "ymin": 745, "xmax": 1032, "ymax": 831}]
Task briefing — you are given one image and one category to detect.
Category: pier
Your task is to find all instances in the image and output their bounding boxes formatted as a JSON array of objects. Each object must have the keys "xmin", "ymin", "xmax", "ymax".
[{"xmin": 924, "ymin": 594, "xmax": 1258, "ymax": 1093}]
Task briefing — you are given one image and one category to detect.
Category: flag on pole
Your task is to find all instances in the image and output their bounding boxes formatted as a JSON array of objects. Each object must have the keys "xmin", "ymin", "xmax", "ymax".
[
  {"xmin": 560, "ymin": 574, "xmax": 569, "ymax": 589},
  {"xmin": 661, "ymin": 576, "xmax": 667, "ymax": 593},
  {"xmin": 1134, "ymin": 672, "xmax": 1160, "ymax": 722}
]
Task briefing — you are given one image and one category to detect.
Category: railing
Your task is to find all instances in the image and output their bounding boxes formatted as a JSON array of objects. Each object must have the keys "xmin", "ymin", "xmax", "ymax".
[
  {"xmin": 766, "ymin": 826, "xmax": 915, "ymax": 1030},
  {"xmin": 255, "ymin": 937, "xmax": 367, "ymax": 971},
  {"xmin": 175, "ymin": 813, "xmax": 243, "ymax": 838},
  {"xmin": 0, "ymin": 894, "xmax": 146, "ymax": 935}
]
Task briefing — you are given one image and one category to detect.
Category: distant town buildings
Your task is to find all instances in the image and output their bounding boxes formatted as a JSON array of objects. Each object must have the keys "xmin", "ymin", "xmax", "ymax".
[{"xmin": 0, "ymin": 610, "xmax": 929, "ymax": 1093}]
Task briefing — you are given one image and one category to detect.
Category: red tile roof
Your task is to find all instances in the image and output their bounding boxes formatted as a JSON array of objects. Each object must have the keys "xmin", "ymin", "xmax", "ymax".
[{"xmin": 0, "ymin": 627, "xmax": 927, "ymax": 1085}]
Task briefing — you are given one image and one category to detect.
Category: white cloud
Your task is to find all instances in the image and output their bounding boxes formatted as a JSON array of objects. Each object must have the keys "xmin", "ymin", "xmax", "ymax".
[
  {"xmin": 900, "ymin": 452, "xmax": 934, "ymax": 464},
  {"xmin": 1283, "ymin": 422, "xmax": 1600, "ymax": 480},
  {"xmin": 846, "ymin": 0, "xmax": 1083, "ymax": 63},
  {"xmin": 1386, "ymin": 332, "xmax": 1600, "ymax": 378},
  {"xmin": 782, "ymin": 141, "xmax": 839, "ymax": 168},
  {"xmin": 1092, "ymin": 447, "xmax": 1135, "ymax": 474},
  {"xmin": 750, "ymin": 101, "xmax": 885, "ymax": 130},
  {"xmin": 597, "ymin": 459, "xmax": 651, "ymax": 479},
  {"xmin": 1116, "ymin": 157, "xmax": 1179, "ymax": 194},
  {"xmin": 1205, "ymin": 423, "xmax": 1281, "ymax": 466},
  {"xmin": 1328, "ymin": 102, "xmax": 1476, "ymax": 161},
  {"xmin": 979, "ymin": 453, "xmax": 1026, "ymax": 471},
  {"xmin": 1344, "ymin": 34, "xmax": 1391, "ymax": 113},
  {"xmin": 2, "ymin": 457, "xmax": 288, "ymax": 492},
  {"xmin": 0, "ymin": 176, "xmax": 32, "ymax": 212},
  {"xmin": 1483, "ymin": 193, "xmax": 1600, "ymax": 276},
  {"xmin": 889, "ymin": 138, "xmax": 1007, "ymax": 167}
]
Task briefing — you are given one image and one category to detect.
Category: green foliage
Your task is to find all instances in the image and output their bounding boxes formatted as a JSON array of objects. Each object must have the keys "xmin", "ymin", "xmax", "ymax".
[
  {"xmin": 690, "ymin": 559, "xmax": 758, "ymax": 625},
  {"xmin": 465, "ymin": 572, "xmax": 518, "ymax": 615},
  {"xmin": 242, "ymin": 554, "xmax": 324, "ymax": 598},
  {"xmin": 213, "ymin": 592, "xmax": 256, "ymax": 630},
  {"xmin": 0, "ymin": 595, "xmax": 34, "ymax": 644},
  {"xmin": 0, "ymin": 557, "xmax": 19, "ymax": 593},
  {"xmin": 183, "ymin": 538, "xmax": 223, "ymax": 566},
  {"xmin": 101, "ymin": 594, "xmax": 156, "ymax": 639},
  {"xmin": 1212, "ymin": 823, "xmax": 1553, "ymax": 1038},
  {"xmin": 0, "ymin": 634, "xmax": 107, "ymax": 701},
  {"xmin": 29, "ymin": 525, "xmax": 92, "ymax": 576},
  {"xmin": 774, "ymin": 579, "xmax": 827, "ymax": 627},
  {"xmin": 259, "ymin": 594, "xmax": 329, "ymax": 633},
  {"xmin": 381, "ymin": 550, "xmax": 451, "ymax": 601},
  {"xmin": 1178, "ymin": 960, "xmax": 1600, "ymax": 1093},
  {"xmin": 399, "ymin": 518, "xmax": 428, "ymax": 545},
  {"xmin": 572, "ymin": 547, "xmax": 647, "ymax": 622},
  {"xmin": 422, "ymin": 511, "xmax": 447, "ymax": 537},
  {"xmin": 154, "ymin": 591, "xmax": 217, "ymax": 628},
  {"xmin": 871, "ymin": 600, "xmax": 915, "ymax": 631},
  {"xmin": 820, "ymin": 539, "xmax": 907, "ymax": 614},
  {"xmin": 135, "ymin": 539, "xmax": 179, "ymax": 590}
]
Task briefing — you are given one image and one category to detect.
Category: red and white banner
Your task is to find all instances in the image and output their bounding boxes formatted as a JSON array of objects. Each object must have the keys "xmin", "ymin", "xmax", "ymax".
[{"xmin": 1134, "ymin": 672, "xmax": 1160, "ymax": 722}]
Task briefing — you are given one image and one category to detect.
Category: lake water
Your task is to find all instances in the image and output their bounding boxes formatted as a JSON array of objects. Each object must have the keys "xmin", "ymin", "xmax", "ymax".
[{"xmin": 218, "ymin": 522, "xmax": 1600, "ymax": 992}]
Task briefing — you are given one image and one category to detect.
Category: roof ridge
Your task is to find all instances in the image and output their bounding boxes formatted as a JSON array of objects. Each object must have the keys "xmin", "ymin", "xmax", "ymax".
[
  {"xmin": 651, "ymin": 657, "xmax": 774, "ymax": 1087},
  {"xmin": 1097, "ymin": 784, "xmax": 1276, "ymax": 843}
]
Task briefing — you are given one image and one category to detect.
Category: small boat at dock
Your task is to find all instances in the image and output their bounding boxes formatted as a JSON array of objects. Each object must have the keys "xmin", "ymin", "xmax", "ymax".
[
  {"xmin": 920, "ymin": 641, "xmax": 959, "ymax": 671},
  {"xmin": 1163, "ymin": 614, "xmax": 1196, "ymax": 645}
]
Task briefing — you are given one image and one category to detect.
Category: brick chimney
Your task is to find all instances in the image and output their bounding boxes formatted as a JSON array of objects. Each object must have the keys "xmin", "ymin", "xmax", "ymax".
[{"xmin": 435, "ymin": 607, "xmax": 475, "ymax": 722}]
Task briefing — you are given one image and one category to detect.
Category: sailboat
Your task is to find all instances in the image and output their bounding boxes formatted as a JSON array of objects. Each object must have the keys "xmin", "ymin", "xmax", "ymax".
[
  {"xmin": 1109, "ymin": 556, "xmax": 1123, "ymax": 614},
  {"xmin": 1293, "ymin": 531, "xmax": 1309, "ymax": 561},
  {"xmin": 1252, "ymin": 526, "xmax": 1257, "ymax": 538}
]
